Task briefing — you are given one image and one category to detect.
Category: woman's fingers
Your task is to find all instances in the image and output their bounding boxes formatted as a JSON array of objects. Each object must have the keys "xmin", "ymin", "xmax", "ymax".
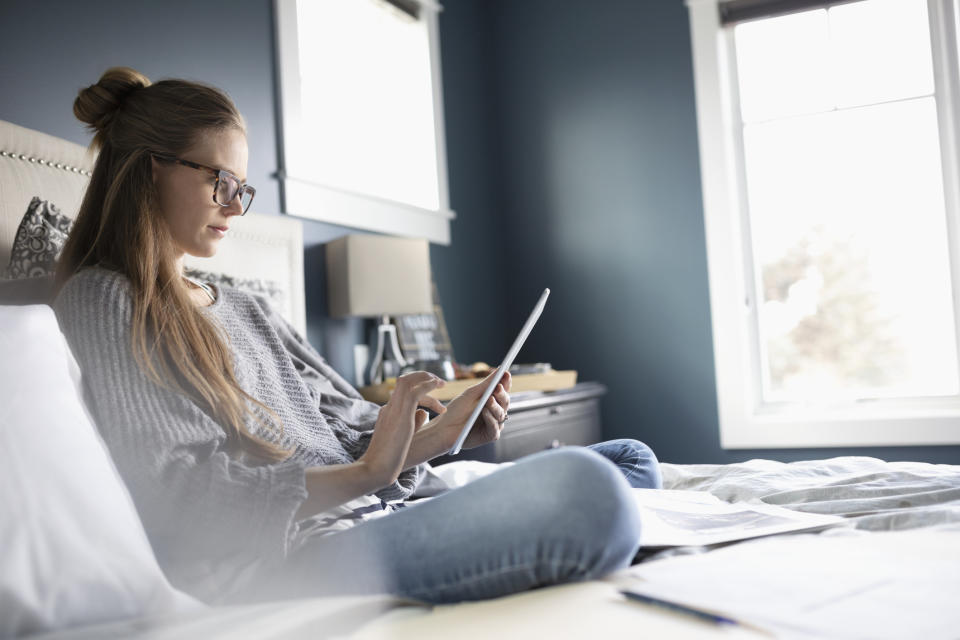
[
  {"xmin": 481, "ymin": 403, "xmax": 503, "ymax": 438},
  {"xmin": 418, "ymin": 394, "xmax": 446, "ymax": 415},
  {"xmin": 468, "ymin": 369, "xmax": 502, "ymax": 398},
  {"xmin": 478, "ymin": 384, "xmax": 509, "ymax": 421},
  {"xmin": 391, "ymin": 372, "xmax": 445, "ymax": 408},
  {"xmin": 492, "ymin": 383, "xmax": 510, "ymax": 414},
  {"xmin": 490, "ymin": 387, "xmax": 507, "ymax": 420},
  {"xmin": 366, "ymin": 373, "xmax": 443, "ymax": 486},
  {"xmin": 481, "ymin": 390, "xmax": 508, "ymax": 425},
  {"xmin": 395, "ymin": 371, "xmax": 441, "ymax": 390},
  {"xmin": 412, "ymin": 376, "xmax": 445, "ymax": 399}
]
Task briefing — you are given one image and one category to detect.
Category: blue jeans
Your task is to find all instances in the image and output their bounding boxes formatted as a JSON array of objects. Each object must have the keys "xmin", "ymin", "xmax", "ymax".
[
  {"xmin": 237, "ymin": 440, "xmax": 660, "ymax": 605},
  {"xmin": 586, "ymin": 438, "xmax": 663, "ymax": 490}
]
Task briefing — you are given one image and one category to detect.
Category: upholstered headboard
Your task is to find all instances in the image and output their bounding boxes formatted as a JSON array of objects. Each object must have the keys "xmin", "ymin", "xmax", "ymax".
[{"xmin": 0, "ymin": 119, "xmax": 307, "ymax": 335}]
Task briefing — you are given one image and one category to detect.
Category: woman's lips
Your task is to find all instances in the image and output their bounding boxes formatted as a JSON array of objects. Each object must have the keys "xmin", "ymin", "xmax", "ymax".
[{"xmin": 208, "ymin": 225, "xmax": 228, "ymax": 237}]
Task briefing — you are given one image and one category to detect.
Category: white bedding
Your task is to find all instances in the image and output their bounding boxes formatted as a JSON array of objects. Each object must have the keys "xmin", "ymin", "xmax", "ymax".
[
  {"xmin": 30, "ymin": 595, "xmax": 413, "ymax": 640},
  {"xmin": 425, "ymin": 455, "xmax": 960, "ymax": 536},
  {"xmin": 31, "ymin": 455, "xmax": 960, "ymax": 639},
  {"xmin": 660, "ymin": 456, "xmax": 960, "ymax": 533},
  {"xmin": 619, "ymin": 456, "xmax": 960, "ymax": 639}
]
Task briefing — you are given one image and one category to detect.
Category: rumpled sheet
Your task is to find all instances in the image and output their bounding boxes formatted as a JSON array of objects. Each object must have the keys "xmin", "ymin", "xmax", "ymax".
[
  {"xmin": 619, "ymin": 458, "xmax": 960, "ymax": 639},
  {"xmin": 660, "ymin": 456, "xmax": 960, "ymax": 532}
]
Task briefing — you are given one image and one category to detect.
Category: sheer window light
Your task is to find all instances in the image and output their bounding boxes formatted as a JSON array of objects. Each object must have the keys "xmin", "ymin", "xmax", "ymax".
[{"xmin": 275, "ymin": 0, "xmax": 454, "ymax": 243}]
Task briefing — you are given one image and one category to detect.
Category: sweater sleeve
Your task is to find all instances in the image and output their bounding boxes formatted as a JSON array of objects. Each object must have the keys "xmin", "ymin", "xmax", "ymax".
[
  {"xmin": 53, "ymin": 269, "xmax": 308, "ymax": 590},
  {"xmin": 250, "ymin": 296, "xmax": 425, "ymax": 500}
]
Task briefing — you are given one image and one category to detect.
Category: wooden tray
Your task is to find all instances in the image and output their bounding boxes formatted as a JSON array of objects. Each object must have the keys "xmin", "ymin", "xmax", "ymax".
[{"xmin": 358, "ymin": 370, "xmax": 578, "ymax": 404}]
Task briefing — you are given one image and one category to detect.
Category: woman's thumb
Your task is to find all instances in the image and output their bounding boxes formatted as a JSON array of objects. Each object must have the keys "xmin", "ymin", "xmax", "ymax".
[{"xmin": 477, "ymin": 368, "xmax": 501, "ymax": 391}]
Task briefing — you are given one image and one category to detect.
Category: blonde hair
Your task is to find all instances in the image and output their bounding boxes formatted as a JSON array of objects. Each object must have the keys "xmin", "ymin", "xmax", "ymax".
[{"xmin": 57, "ymin": 66, "xmax": 290, "ymax": 462}]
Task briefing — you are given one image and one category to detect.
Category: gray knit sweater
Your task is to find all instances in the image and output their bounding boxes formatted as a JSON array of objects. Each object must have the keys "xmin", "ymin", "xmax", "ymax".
[{"xmin": 54, "ymin": 266, "xmax": 424, "ymax": 601}]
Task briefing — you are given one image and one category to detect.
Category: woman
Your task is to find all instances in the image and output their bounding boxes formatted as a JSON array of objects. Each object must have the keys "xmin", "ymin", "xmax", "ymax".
[{"xmin": 54, "ymin": 67, "xmax": 662, "ymax": 605}]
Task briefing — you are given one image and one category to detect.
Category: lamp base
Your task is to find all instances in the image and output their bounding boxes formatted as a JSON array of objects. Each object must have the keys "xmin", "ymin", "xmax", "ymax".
[{"xmin": 366, "ymin": 315, "xmax": 408, "ymax": 386}]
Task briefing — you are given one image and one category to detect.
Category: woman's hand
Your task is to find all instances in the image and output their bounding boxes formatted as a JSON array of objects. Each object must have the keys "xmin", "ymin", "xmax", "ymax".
[
  {"xmin": 360, "ymin": 371, "xmax": 445, "ymax": 487},
  {"xmin": 415, "ymin": 391, "xmax": 446, "ymax": 432},
  {"xmin": 298, "ymin": 372, "xmax": 445, "ymax": 519},
  {"xmin": 437, "ymin": 370, "xmax": 511, "ymax": 451}
]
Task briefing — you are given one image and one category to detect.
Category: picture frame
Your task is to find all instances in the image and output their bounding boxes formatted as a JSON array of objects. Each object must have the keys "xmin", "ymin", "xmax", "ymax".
[{"xmin": 395, "ymin": 281, "xmax": 454, "ymax": 363}]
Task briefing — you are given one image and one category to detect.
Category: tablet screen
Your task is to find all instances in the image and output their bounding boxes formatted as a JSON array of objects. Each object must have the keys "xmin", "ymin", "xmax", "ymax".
[{"xmin": 448, "ymin": 288, "xmax": 550, "ymax": 455}]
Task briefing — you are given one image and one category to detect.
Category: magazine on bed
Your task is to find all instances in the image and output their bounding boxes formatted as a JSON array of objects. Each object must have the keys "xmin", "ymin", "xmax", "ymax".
[{"xmin": 633, "ymin": 489, "xmax": 845, "ymax": 548}]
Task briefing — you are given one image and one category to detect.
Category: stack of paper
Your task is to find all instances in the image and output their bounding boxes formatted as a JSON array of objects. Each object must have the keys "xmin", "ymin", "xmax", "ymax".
[
  {"xmin": 632, "ymin": 489, "xmax": 845, "ymax": 547},
  {"xmin": 616, "ymin": 528, "xmax": 960, "ymax": 639}
]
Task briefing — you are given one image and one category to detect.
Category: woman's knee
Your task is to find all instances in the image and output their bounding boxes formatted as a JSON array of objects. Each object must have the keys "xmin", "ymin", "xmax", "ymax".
[
  {"xmin": 622, "ymin": 438, "xmax": 663, "ymax": 489},
  {"xmin": 590, "ymin": 438, "xmax": 663, "ymax": 489},
  {"xmin": 516, "ymin": 448, "xmax": 642, "ymax": 574},
  {"xmin": 518, "ymin": 446, "xmax": 623, "ymax": 496}
]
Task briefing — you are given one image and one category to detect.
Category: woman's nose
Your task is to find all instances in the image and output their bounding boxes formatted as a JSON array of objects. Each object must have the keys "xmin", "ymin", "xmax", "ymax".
[{"xmin": 224, "ymin": 194, "xmax": 244, "ymax": 216}]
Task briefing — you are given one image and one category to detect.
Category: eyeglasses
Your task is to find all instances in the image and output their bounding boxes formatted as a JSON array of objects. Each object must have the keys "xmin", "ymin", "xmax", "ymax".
[{"xmin": 152, "ymin": 153, "xmax": 256, "ymax": 215}]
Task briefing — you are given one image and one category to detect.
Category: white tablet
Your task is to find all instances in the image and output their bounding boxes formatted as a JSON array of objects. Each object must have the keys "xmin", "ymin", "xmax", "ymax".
[{"xmin": 448, "ymin": 288, "xmax": 551, "ymax": 455}]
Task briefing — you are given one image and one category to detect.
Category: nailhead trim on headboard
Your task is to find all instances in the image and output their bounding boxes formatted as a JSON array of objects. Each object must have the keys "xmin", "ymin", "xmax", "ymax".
[{"xmin": 0, "ymin": 149, "xmax": 92, "ymax": 177}]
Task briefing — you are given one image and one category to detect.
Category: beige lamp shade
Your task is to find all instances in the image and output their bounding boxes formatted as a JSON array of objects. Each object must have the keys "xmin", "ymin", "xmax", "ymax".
[{"xmin": 325, "ymin": 234, "xmax": 433, "ymax": 318}]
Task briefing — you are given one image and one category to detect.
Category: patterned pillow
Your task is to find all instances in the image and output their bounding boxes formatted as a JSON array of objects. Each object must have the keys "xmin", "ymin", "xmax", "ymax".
[
  {"xmin": 4, "ymin": 197, "xmax": 72, "ymax": 279},
  {"xmin": 2, "ymin": 198, "xmax": 287, "ymax": 313}
]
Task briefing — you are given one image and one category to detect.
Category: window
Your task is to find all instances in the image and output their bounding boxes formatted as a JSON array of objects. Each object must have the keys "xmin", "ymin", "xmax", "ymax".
[
  {"xmin": 274, "ymin": 0, "xmax": 454, "ymax": 244},
  {"xmin": 686, "ymin": 0, "xmax": 960, "ymax": 447}
]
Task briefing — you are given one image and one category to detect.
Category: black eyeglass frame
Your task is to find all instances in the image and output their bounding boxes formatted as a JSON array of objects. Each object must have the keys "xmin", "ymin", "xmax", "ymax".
[{"xmin": 151, "ymin": 153, "xmax": 256, "ymax": 215}]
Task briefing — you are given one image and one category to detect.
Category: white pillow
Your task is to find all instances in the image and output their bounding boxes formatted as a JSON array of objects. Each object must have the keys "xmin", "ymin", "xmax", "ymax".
[{"xmin": 0, "ymin": 305, "xmax": 202, "ymax": 637}]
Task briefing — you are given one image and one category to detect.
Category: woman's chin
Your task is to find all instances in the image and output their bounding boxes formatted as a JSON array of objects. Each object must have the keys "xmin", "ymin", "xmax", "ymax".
[{"xmin": 187, "ymin": 242, "xmax": 220, "ymax": 259}]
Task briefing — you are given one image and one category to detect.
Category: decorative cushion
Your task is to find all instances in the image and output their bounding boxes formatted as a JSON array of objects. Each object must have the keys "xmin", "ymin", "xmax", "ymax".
[
  {"xmin": 0, "ymin": 305, "xmax": 202, "ymax": 636},
  {"xmin": 3, "ymin": 197, "xmax": 71, "ymax": 280},
  {"xmin": 0, "ymin": 198, "xmax": 286, "ymax": 311}
]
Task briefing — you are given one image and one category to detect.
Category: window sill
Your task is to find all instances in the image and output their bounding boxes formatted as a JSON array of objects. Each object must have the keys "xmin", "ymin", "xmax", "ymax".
[
  {"xmin": 721, "ymin": 400, "xmax": 960, "ymax": 448},
  {"xmin": 282, "ymin": 177, "xmax": 455, "ymax": 244}
]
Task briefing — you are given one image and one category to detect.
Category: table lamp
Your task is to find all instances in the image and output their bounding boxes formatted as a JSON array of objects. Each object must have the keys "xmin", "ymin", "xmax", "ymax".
[{"xmin": 325, "ymin": 234, "xmax": 433, "ymax": 385}]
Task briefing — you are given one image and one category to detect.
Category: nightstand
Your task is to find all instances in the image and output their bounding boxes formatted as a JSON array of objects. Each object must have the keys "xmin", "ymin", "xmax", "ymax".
[{"xmin": 432, "ymin": 382, "xmax": 607, "ymax": 464}]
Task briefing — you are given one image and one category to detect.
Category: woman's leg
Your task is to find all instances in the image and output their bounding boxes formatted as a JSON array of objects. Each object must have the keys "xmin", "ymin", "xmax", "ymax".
[
  {"xmin": 586, "ymin": 439, "xmax": 662, "ymax": 489},
  {"xmin": 235, "ymin": 447, "xmax": 642, "ymax": 605}
]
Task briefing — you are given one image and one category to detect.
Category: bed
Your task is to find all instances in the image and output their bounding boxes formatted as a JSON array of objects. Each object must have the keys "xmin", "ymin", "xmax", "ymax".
[{"xmin": 2, "ymin": 118, "xmax": 959, "ymax": 639}]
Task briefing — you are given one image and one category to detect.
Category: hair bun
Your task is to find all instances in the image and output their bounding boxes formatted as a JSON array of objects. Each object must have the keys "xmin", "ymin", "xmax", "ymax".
[{"xmin": 74, "ymin": 67, "xmax": 152, "ymax": 134}]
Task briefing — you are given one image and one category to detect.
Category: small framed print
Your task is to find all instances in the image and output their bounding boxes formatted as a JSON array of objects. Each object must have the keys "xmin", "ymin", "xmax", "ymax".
[{"xmin": 395, "ymin": 281, "xmax": 454, "ymax": 363}]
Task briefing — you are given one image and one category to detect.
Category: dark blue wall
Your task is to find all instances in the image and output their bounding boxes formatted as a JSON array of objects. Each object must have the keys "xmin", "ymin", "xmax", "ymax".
[
  {"xmin": 0, "ymin": 0, "xmax": 282, "ymax": 216},
  {"xmin": 453, "ymin": 0, "xmax": 959, "ymax": 464},
  {"xmin": 488, "ymin": 0, "xmax": 718, "ymax": 465},
  {"xmin": 430, "ymin": 0, "xmax": 508, "ymax": 365}
]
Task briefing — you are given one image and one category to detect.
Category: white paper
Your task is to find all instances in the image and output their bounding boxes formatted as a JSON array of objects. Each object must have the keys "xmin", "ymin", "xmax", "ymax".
[
  {"xmin": 633, "ymin": 489, "xmax": 845, "ymax": 547},
  {"xmin": 618, "ymin": 529, "xmax": 960, "ymax": 639}
]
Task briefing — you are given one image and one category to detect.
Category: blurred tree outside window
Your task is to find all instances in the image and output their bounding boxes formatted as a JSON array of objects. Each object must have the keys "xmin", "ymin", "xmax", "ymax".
[{"xmin": 733, "ymin": 0, "xmax": 959, "ymax": 403}]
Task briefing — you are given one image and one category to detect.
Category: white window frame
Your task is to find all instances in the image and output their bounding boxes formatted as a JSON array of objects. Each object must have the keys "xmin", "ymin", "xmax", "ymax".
[
  {"xmin": 686, "ymin": 0, "xmax": 960, "ymax": 448},
  {"xmin": 274, "ymin": 0, "xmax": 455, "ymax": 245}
]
